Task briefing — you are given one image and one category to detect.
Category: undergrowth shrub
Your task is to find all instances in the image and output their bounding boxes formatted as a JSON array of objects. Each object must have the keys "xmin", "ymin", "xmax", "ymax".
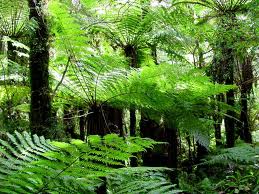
[
  {"xmin": 0, "ymin": 131, "xmax": 160, "ymax": 193},
  {"xmin": 179, "ymin": 143, "xmax": 259, "ymax": 194}
]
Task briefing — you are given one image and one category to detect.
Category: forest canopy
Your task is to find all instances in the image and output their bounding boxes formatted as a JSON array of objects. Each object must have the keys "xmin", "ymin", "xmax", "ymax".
[{"xmin": 0, "ymin": 0, "xmax": 258, "ymax": 193}]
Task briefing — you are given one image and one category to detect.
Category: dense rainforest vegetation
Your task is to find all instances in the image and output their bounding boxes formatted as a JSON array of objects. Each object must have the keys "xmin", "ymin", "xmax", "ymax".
[{"xmin": 0, "ymin": 0, "xmax": 258, "ymax": 193}]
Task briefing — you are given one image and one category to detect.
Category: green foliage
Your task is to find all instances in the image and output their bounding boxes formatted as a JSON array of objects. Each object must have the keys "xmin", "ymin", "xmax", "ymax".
[
  {"xmin": 52, "ymin": 55, "xmax": 235, "ymax": 147},
  {"xmin": 0, "ymin": 0, "xmax": 29, "ymax": 37},
  {"xmin": 202, "ymin": 143, "xmax": 259, "ymax": 166},
  {"xmin": 48, "ymin": 0, "xmax": 89, "ymax": 57},
  {"xmin": 179, "ymin": 173, "xmax": 217, "ymax": 194},
  {"xmin": 107, "ymin": 167, "xmax": 183, "ymax": 194},
  {"xmin": 216, "ymin": 170, "xmax": 258, "ymax": 194},
  {"xmin": 0, "ymin": 86, "xmax": 30, "ymax": 134},
  {"xmin": 0, "ymin": 131, "xmax": 157, "ymax": 193},
  {"xmin": 179, "ymin": 164, "xmax": 258, "ymax": 193},
  {"xmin": 178, "ymin": 143, "xmax": 259, "ymax": 193},
  {"xmin": 0, "ymin": 36, "xmax": 30, "ymax": 134}
]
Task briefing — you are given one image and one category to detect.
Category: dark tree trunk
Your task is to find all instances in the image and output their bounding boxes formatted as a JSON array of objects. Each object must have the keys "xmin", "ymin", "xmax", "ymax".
[
  {"xmin": 28, "ymin": 0, "xmax": 52, "ymax": 137},
  {"xmin": 166, "ymin": 128, "xmax": 179, "ymax": 183},
  {"xmin": 124, "ymin": 44, "xmax": 138, "ymax": 68},
  {"xmin": 240, "ymin": 91, "xmax": 252, "ymax": 143},
  {"xmin": 129, "ymin": 109, "xmax": 136, "ymax": 136},
  {"xmin": 165, "ymin": 123, "xmax": 178, "ymax": 184},
  {"xmin": 105, "ymin": 106, "xmax": 123, "ymax": 136},
  {"xmin": 78, "ymin": 107, "xmax": 86, "ymax": 141},
  {"xmin": 96, "ymin": 177, "xmax": 107, "ymax": 194},
  {"xmin": 225, "ymin": 89, "xmax": 235, "ymax": 147},
  {"xmin": 129, "ymin": 108, "xmax": 137, "ymax": 166},
  {"xmin": 225, "ymin": 64, "xmax": 235, "ymax": 147},
  {"xmin": 183, "ymin": 134, "xmax": 194, "ymax": 173},
  {"xmin": 140, "ymin": 115, "xmax": 167, "ymax": 167},
  {"xmin": 63, "ymin": 104, "xmax": 76, "ymax": 138},
  {"xmin": 239, "ymin": 56, "xmax": 253, "ymax": 143},
  {"xmin": 196, "ymin": 142, "xmax": 208, "ymax": 163},
  {"xmin": 87, "ymin": 104, "xmax": 107, "ymax": 136},
  {"xmin": 220, "ymin": 44, "xmax": 235, "ymax": 148},
  {"xmin": 124, "ymin": 45, "xmax": 138, "ymax": 137},
  {"xmin": 87, "ymin": 104, "xmax": 123, "ymax": 137},
  {"xmin": 7, "ymin": 41, "xmax": 16, "ymax": 63}
]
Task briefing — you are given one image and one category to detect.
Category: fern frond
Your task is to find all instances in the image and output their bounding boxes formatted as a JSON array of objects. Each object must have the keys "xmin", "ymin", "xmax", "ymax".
[
  {"xmin": 107, "ymin": 167, "xmax": 183, "ymax": 194},
  {"xmin": 0, "ymin": 131, "xmax": 157, "ymax": 193},
  {"xmin": 202, "ymin": 143, "xmax": 259, "ymax": 166}
]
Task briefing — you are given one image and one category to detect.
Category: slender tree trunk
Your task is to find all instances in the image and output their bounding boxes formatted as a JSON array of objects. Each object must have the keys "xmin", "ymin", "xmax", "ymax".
[
  {"xmin": 28, "ymin": 0, "xmax": 52, "ymax": 137},
  {"xmin": 165, "ymin": 122, "xmax": 178, "ymax": 184},
  {"xmin": 79, "ymin": 107, "xmax": 86, "ymax": 141},
  {"xmin": 214, "ymin": 94, "xmax": 224, "ymax": 147},
  {"xmin": 224, "ymin": 54, "xmax": 235, "ymax": 147},
  {"xmin": 184, "ymin": 134, "xmax": 193, "ymax": 173},
  {"xmin": 129, "ymin": 108, "xmax": 137, "ymax": 166},
  {"xmin": 124, "ymin": 45, "xmax": 138, "ymax": 137},
  {"xmin": 239, "ymin": 56, "xmax": 253, "ymax": 143},
  {"xmin": 129, "ymin": 109, "xmax": 136, "ymax": 136},
  {"xmin": 214, "ymin": 119, "xmax": 222, "ymax": 146},
  {"xmin": 63, "ymin": 104, "xmax": 76, "ymax": 138},
  {"xmin": 240, "ymin": 91, "xmax": 252, "ymax": 143},
  {"xmin": 150, "ymin": 44, "xmax": 158, "ymax": 65}
]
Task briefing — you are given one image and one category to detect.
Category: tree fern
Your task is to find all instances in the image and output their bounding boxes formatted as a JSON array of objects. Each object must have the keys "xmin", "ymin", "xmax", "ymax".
[
  {"xmin": 52, "ymin": 59, "xmax": 236, "ymax": 147},
  {"xmin": 48, "ymin": 0, "xmax": 237, "ymax": 148}
]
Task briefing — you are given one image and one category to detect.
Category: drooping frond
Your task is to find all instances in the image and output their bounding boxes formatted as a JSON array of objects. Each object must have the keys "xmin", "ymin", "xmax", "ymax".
[{"xmin": 0, "ymin": 131, "xmax": 56, "ymax": 180}]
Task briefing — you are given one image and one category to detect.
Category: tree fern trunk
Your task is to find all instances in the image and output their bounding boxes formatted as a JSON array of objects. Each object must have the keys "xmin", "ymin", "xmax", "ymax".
[
  {"xmin": 87, "ymin": 104, "xmax": 123, "ymax": 137},
  {"xmin": 239, "ymin": 56, "xmax": 253, "ymax": 143},
  {"xmin": 129, "ymin": 109, "xmax": 138, "ymax": 167},
  {"xmin": 28, "ymin": 0, "xmax": 52, "ymax": 137},
  {"xmin": 225, "ymin": 57, "xmax": 235, "ymax": 147},
  {"xmin": 196, "ymin": 142, "xmax": 208, "ymax": 163},
  {"xmin": 130, "ymin": 109, "xmax": 136, "ymax": 136},
  {"xmin": 124, "ymin": 45, "xmax": 138, "ymax": 137},
  {"xmin": 105, "ymin": 106, "xmax": 123, "ymax": 135},
  {"xmin": 140, "ymin": 115, "xmax": 167, "ymax": 166},
  {"xmin": 87, "ymin": 104, "xmax": 107, "ymax": 136}
]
